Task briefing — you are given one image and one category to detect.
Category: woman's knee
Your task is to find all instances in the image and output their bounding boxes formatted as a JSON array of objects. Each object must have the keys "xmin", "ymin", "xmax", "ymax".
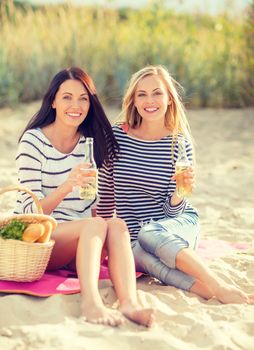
[
  {"xmin": 138, "ymin": 222, "xmax": 161, "ymax": 253},
  {"xmin": 93, "ymin": 216, "xmax": 107, "ymax": 229},
  {"xmin": 80, "ymin": 216, "xmax": 107, "ymax": 236},
  {"xmin": 138, "ymin": 223, "xmax": 152, "ymax": 241},
  {"xmin": 107, "ymin": 217, "xmax": 127, "ymax": 229},
  {"xmin": 107, "ymin": 218, "xmax": 128, "ymax": 233},
  {"xmin": 132, "ymin": 241, "xmax": 160, "ymax": 274},
  {"xmin": 107, "ymin": 218, "xmax": 130, "ymax": 241}
]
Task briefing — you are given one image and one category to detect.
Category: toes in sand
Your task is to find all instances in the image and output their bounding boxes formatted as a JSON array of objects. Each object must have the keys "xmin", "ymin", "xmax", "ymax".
[
  {"xmin": 119, "ymin": 303, "xmax": 155, "ymax": 328},
  {"xmin": 215, "ymin": 285, "xmax": 251, "ymax": 304},
  {"xmin": 81, "ymin": 304, "xmax": 124, "ymax": 327}
]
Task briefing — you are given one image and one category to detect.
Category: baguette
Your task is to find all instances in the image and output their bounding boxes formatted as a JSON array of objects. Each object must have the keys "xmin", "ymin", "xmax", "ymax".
[
  {"xmin": 36, "ymin": 221, "xmax": 53, "ymax": 243},
  {"xmin": 22, "ymin": 223, "xmax": 45, "ymax": 243}
]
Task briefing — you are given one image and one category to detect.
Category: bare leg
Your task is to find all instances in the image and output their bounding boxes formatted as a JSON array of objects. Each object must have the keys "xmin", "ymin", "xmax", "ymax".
[
  {"xmin": 138, "ymin": 219, "xmax": 253, "ymax": 304},
  {"xmin": 49, "ymin": 217, "xmax": 123, "ymax": 326},
  {"xmin": 176, "ymin": 248, "xmax": 254, "ymax": 304},
  {"xmin": 106, "ymin": 218, "xmax": 154, "ymax": 327}
]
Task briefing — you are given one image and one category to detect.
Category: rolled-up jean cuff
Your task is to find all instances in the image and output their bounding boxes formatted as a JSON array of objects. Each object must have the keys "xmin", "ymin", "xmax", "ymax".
[
  {"xmin": 131, "ymin": 239, "xmax": 196, "ymax": 292},
  {"xmin": 155, "ymin": 236, "xmax": 189, "ymax": 269},
  {"xmin": 178, "ymin": 275, "xmax": 196, "ymax": 291}
]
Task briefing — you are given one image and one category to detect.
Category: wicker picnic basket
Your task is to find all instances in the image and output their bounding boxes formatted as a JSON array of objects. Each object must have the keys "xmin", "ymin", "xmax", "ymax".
[{"xmin": 0, "ymin": 186, "xmax": 57, "ymax": 282}]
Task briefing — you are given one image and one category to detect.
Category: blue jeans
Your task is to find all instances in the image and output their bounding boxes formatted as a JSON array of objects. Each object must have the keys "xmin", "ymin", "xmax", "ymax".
[{"xmin": 131, "ymin": 213, "xmax": 200, "ymax": 291}]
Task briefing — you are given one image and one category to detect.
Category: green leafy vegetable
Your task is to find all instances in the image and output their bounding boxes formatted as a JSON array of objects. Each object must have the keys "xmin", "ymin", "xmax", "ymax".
[{"xmin": 0, "ymin": 220, "xmax": 28, "ymax": 240}]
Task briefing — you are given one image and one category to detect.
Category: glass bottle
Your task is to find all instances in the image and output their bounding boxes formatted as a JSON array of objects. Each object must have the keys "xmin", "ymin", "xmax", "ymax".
[
  {"xmin": 175, "ymin": 137, "xmax": 192, "ymax": 197},
  {"xmin": 79, "ymin": 137, "xmax": 97, "ymax": 200}
]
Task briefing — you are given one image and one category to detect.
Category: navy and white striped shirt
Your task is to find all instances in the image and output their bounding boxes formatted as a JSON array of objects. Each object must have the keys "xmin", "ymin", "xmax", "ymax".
[
  {"xmin": 15, "ymin": 128, "xmax": 94, "ymax": 222},
  {"xmin": 97, "ymin": 124, "xmax": 198, "ymax": 240}
]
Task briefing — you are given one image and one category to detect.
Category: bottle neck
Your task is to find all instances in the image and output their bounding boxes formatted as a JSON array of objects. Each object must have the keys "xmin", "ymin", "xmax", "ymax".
[
  {"xmin": 177, "ymin": 138, "xmax": 189, "ymax": 164},
  {"xmin": 85, "ymin": 138, "xmax": 96, "ymax": 167},
  {"xmin": 87, "ymin": 142, "xmax": 94, "ymax": 162}
]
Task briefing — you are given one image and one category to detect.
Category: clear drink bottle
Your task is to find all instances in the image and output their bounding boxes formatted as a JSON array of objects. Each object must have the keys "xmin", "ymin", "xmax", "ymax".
[
  {"xmin": 79, "ymin": 137, "xmax": 97, "ymax": 200},
  {"xmin": 175, "ymin": 137, "xmax": 192, "ymax": 197}
]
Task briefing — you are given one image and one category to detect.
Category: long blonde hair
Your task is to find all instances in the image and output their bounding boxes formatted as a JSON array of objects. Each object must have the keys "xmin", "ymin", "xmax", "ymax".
[{"xmin": 121, "ymin": 65, "xmax": 195, "ymax": 159}]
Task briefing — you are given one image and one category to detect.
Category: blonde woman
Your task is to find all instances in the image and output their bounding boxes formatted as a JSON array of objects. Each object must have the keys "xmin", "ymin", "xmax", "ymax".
[{"xmin": 97, "ymin": 65, "xmax": 254, "ymax": 304}]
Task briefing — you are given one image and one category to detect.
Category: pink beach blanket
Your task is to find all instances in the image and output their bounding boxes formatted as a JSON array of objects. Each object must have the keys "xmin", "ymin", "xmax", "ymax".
[
  {"xmin": 0, "ymin": 239, "xmax": 251, "ymax": 297},
  {"xmin": 0, "ymin": 263, "xmax": 142, "ymax": 297},
  {"xmin": 197, "ymin": 239, "xmax": 251, "ymax": 262}
]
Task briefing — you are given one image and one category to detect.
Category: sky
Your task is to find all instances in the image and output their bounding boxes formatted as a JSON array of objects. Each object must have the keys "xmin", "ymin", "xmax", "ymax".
[{"xmin": 25, "ymin": 0, "xmax": 252, "ymax": 15}]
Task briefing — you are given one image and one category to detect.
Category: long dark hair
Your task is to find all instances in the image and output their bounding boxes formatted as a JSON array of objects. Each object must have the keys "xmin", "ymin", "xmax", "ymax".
[{"xmin": 20, "ymin": 67, "xmax": 118, "ymax": 167}]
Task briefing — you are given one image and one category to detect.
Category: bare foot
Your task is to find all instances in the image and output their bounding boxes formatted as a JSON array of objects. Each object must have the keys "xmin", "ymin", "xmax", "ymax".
[
  {"xmin": 81, "ymin": 301, "xmax": 124, "ymax": 327},
  {"xmin": 248, "ymin": 294, "xmax": 254, "ymax": 304},
  {"xmin": 215, "ymin": 284, "xmax": 252, "ymax": 304},
  {"xmin": 119, "ymin": 301, "xmax": 155, "ymax": 327}
]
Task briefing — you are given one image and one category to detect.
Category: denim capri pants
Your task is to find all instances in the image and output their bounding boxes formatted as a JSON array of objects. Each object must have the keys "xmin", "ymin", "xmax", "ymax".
[{"xmin": 131, "ymin": 212, "xmax": 200, "ymax": 291}]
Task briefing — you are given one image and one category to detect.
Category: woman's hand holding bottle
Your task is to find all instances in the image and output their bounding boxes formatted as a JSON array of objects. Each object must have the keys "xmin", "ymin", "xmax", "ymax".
[
  {"xmin": 172, "ymin": 137, "xmax": 196, "ymax": 198},
  {"xmin": 79, "ymin": 137, "xmax": 97, "ymax": 200},
  {"xmin": 172, "ymin": 166, "xmax": 195, "ymax": 198},
  {"xmin": 62, "ymin": 163, "xmax": 96, "ymax": 194}
]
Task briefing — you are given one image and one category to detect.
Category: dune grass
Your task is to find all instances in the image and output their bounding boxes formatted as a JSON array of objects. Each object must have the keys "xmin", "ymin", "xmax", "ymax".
[{"xmin": 0, "ymin": 0, "xmax": 253, "ymax": 107}]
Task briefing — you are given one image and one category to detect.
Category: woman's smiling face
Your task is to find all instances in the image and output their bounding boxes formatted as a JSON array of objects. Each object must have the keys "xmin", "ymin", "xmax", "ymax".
[
  {"xmin": 52, "ymin": 79, "xmax": 90, "ymax": 128},
  {"xmin": 134, "ymin": 75, "xmax": 170, "ymax": 123}
]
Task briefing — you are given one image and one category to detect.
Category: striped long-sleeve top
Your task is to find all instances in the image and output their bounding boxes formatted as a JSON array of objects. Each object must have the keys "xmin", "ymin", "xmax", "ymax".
[
  {"xmin": 14, "ymin": 128, "xmax": 95, "ymax": 221},
  {"xmin": 97, "ymin": 124, "xmax": 198, "ymax": 241}
]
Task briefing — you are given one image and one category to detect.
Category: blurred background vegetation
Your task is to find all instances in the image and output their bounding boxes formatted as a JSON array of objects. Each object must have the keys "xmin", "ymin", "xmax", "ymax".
[{"xmin": 0, "ymin": 0, "xmax": 253, "ymax": 108}]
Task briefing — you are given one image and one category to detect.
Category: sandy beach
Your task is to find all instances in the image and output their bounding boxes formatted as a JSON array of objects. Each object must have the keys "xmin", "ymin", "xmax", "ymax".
[{"xmin": 0, "ymin": 104, "xmax": 253, "ymax": 350}]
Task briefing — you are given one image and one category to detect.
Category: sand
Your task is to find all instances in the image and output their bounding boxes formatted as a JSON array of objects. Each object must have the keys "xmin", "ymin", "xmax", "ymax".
[{"xmin": 0, "ymin": 104, "xmax": 253, "ymax": 350}]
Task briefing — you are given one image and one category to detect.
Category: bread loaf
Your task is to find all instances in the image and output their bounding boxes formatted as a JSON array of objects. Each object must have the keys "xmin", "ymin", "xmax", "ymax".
[
  {"xmin": 22, "ymin": 223, "xmax": 45, "ymax": 243},
  {"xmin": 36, "ymin": 221, "xmax": 53, "ymax": 243}
]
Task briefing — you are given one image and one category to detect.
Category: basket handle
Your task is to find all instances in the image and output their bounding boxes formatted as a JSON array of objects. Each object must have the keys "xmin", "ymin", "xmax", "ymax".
[{"xmin": 0, "ymin": 185, "xmax": 43, "ymax": 214}]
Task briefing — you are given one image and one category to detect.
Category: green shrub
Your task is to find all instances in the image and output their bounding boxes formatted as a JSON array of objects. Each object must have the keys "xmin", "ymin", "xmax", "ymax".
[{"xmin": 0, "ymin": 0, "xmax": 252, "ymax": 108}]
